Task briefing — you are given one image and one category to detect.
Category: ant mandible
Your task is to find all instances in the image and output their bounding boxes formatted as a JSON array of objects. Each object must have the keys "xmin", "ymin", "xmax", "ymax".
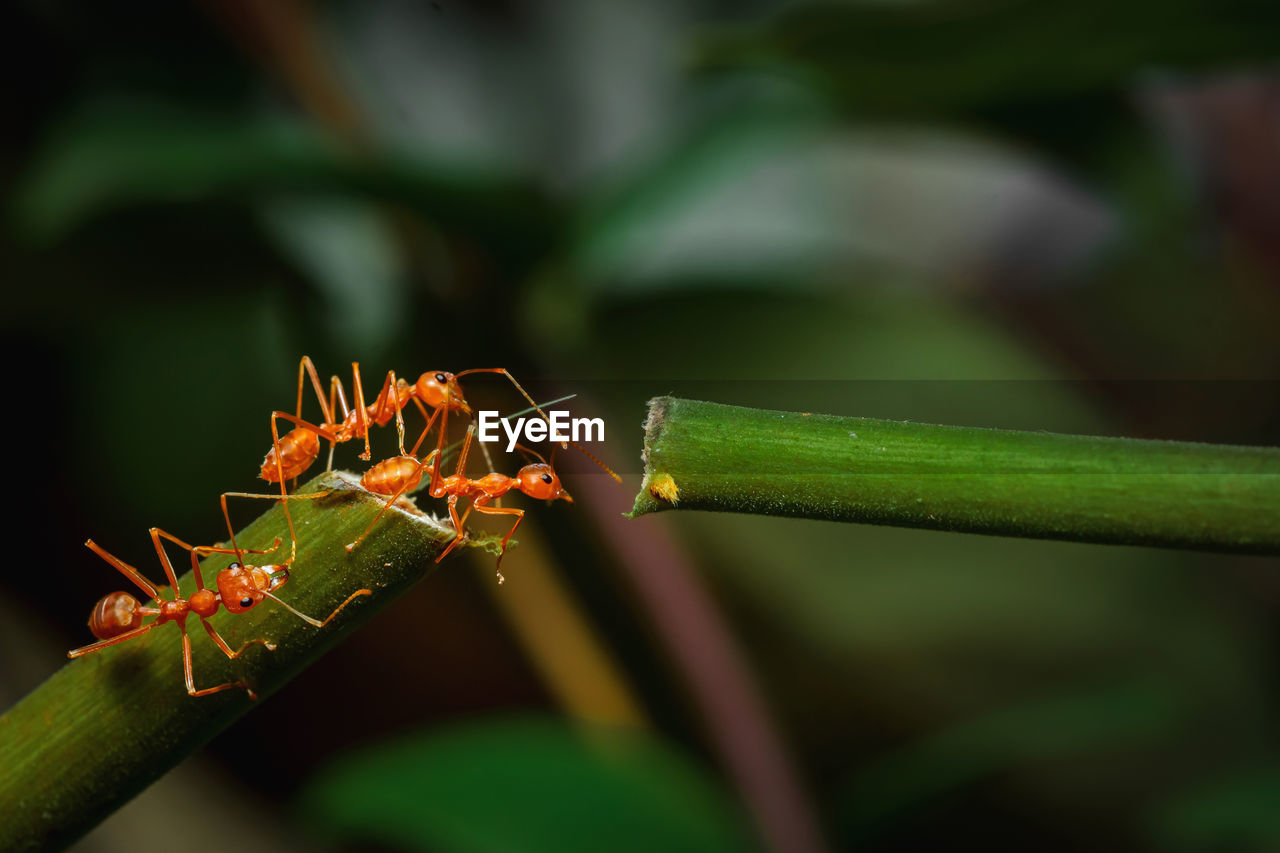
[
  {"xmin": 346, "ymin": 424, "xmax": 576, "ymax": 584},
  {"xmin": 69, "ymin": 510, "xmax": 372, "ymax": 699}
]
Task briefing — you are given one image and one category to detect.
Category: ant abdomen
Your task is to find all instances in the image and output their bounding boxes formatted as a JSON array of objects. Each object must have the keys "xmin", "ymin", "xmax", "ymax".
[
  {"xmin": 89, "ymin": 591, "xmax": 143, "ymax": 639},
  {"xmin": 260, "ymin": 428, "xmax": 321, "ymax": 482},
  {"xmin": 361, "ymin": 455, "xmax": 424, "ymax": 496}
]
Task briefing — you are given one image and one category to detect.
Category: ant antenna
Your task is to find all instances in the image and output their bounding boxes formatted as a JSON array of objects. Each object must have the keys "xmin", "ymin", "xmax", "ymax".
[
  {"xmin": 260, "ymin": 589, "xmax": 371, "ymax": 628},
  {"xmin": 567, "ymin": 439, "xmax": 621, "ymax": 482},
  {"xmin": 511, "ymin": 443, "xmax": 548, "ymax": 465}
]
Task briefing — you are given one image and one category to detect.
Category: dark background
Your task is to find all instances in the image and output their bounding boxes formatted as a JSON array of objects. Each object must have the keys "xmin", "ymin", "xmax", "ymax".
[{"xmin": 3, "ymin": 1, "xmax": 1280, "ymax": 851}]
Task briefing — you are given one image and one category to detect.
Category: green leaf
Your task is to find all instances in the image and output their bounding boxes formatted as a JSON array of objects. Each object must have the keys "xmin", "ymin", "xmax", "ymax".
[
  {"xmin": 693, "ymin": 0, "xmax": 1280, "ymax": 172},
  {"xmin": 573, "ymin": 115, "xmax": 1111, "ymax": 294},
  {"xmin": 12, "ymin": 102, "xmax": 559, "ymax": 266},
  {"xmin": 1148, "ymin": 767, "xmax": 1280, "ymax": 852},
  {"xmin": 697, "ymin": 1, "xmax": 1280, "ymax": 115},
  {"xmin": 297, "ymin": 716, "xmax": 756, "ymax": 853},
  {"xmin": 258, "ymin": 196, "xmax": 409, "ymax": 355},
  {"xmin": 837, "ymin": 680, "xmax": 1187, "ymax": 835}
]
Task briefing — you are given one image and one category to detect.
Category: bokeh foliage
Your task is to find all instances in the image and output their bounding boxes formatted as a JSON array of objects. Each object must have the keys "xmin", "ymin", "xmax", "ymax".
[{"xmin": 3, "ymin": 0, "xmax": 1280, "ymax": 851}]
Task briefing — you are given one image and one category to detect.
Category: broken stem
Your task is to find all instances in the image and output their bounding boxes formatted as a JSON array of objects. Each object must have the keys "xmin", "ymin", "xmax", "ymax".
[{"xmin": 630, "ymin": 397, "xmax": 1280, "ymax": 554}]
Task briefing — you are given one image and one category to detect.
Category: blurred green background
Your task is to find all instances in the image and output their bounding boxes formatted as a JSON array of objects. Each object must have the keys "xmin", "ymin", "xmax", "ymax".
[{"xmin": 3, "ymin": 1, "xmax": 1280, "ymax": 851}]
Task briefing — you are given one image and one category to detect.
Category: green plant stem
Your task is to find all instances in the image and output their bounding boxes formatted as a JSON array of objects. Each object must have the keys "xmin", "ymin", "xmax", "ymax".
[
  {"xmin": 629, "ymin": 397, "xmax": 1280, "ymax": 554},
  {"xmin": 0, "ymin": 472, "xmax": 468, "ymax": 852}
]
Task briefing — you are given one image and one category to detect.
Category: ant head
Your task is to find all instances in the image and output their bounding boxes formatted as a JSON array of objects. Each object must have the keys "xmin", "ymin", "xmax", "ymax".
[
  {"xmin": 88, "ymin": 591, "xmax": 143, "ymax": 639},
  {"xmin": 414, "ymin": 371, "xmax": 470, "ymax": 414},
  {"xmin": 216, "ymin": 562, "xmax": 289, "ymax": 614},
  {"xmin": 517, "ymin": 463, "xmax": 572, "ymax": 503}
]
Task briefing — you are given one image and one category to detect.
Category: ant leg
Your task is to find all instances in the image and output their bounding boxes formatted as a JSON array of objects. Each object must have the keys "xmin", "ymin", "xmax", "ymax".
[
  {"xmin": 344, "ymin": 451, "xmax": 439, "ymax": 552},
  {"xmin": 296, "ymin": 357, "xmax": 340, "ymax": 474},
  {"xmin": 389, "ymin": 372, "xmax": 407, "ymax": 455},
  {"xmin": 199, "ymin": 618, "xmax": 277, "ymax": 657},
  {"xmin": 351, "ymin": 362, "xmax": 372, "ymax": 461},
  {"xmin": 326, "ymin": 375, "xmax": 349, "ymax": 472},
  {"xmin": 193, "ymin": 544, "xmax": 277, "ymax": 556},
  {"xmin": 410, "ymin": 396, "xmax": 431, "ymax": 437},
  {"xmin": 268, "ymin": 412, "xmax": 341, "ymax": 563},
  {"xmin": 158, "ymin": 517, "xmax": 278, "ymax": 598},
  {"xmin": 433, "ymin": 425, "xmax": 479, "ymax": 562},
  {"xmin": 151, "ymin": 528, "xmax": 203, "ymax": 553},
  {"xmin": 223, "ymin": 489, "xmax": 330, "ymax": 566},
  {"xmin": 268, "ymin": 412, "xmax": 296, "ymax": 566},
  {"xmin": 68, "ymin": 621, "xmax": 159, "ymax": 658},
  {"xmin": 331, "ymin": 374, "xmax": 350, "ymax": 419},
  {"xmin": 426, "ymin": 405, "xmax": 452, "ymax": 497},
  {"xmin": 367, "ymin": 369, "xmax": 395, "ymax": 421},
  {"xmin": 297, "ymin": 356, "xmax": 335, "ymax": 425},
  {"xmin": 409, "ymin": 406, "xmax": 443, "ymax": 457},
  {"xmin": 181, "ymin": 629, "xmax": 256, "ymax": 699},
  {"xmin": 366, "ymin": 370, "xmax": 409, "ymax": 453},
  {"xmin": 217, "ymin": 492, "xmax": 274, "ymax": 564},
  {"xmin": 183, "ymin": 544, "xmax": 276, "ymax": 589},
  {"xmin": 223, "ymin": 491, "xmax": 329, "ymax": 505},
  {"xmin": 470, "ymin": 498, "xmax": 526, "ymax": 585},
  {"xmin": 434, "ymin": 494, "xmax": 469, "ymax": 563},
  {"xmin": 148, "ymin": 527, "xmax": 193, "ymax": 592},
  {"xmin": 454, "ymin": 367, "xmax": 568, "ymax": 454},
  {"xmin": 431, "ymin": 421, "xmax": 473, "ymax": 502},
  {"xmin": 469, "ymin": 410, "xmax": 499, "ymax": 505},
  {"xmin": 262, "ymin": 588, "xmax": 372, "ymax": 628},
  {"xmin": 269, "ymin": 411, "xmax": 342, "ymax": 450},
  {"xmin": 453, "ymin": 423, "xmax": 474, "ymax": 477},
  {"xmin": 455, "ymin": 368, "xmax": 552, "ymax": 428},
  {"xmin": 154, "ymin": 527, "xmax": 276, "ymax": 561},
  {"xmin": 270, "ymin": 412, "xmax": 302, "ymax": 565},
  {"xmin": 85, "ymin": 540, "xmax": 163, "ymax": 604},
  {"xmin": 401, "ymin": 396, "xmax": 437, "ymax": 463}
]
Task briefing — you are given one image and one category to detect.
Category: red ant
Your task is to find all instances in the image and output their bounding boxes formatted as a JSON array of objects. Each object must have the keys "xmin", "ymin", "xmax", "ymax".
[
  {"xmin": 344, "ymin": 385, "xmax": 620, "ymax": 568},
  {"xmin": 68, "ymin": 502, "xmax": 371, "ymax": 699},
  {"xmin": 346, "ymin": 424, "xmax": 578, "ymax": 584},
  {"xmin": 259, "ymin": 357, "xmax": 561, "ymax": 555}
]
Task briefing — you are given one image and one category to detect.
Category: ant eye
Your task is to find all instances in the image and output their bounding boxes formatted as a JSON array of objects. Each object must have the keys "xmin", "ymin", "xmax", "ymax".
[
  {"xmin": 228, "ymin": 562, "xmax": 242, "ymax": 570},
  {"xmin": 541, "ymin": 473, "xmax": 553, "ymax": 484},
  {"xmin": 435, "ymin": 372, "xmax": 447, "ymax": 383},
  {"xmin": 239, "ymin": 597, "xmax": 253, "ymax": 608}
]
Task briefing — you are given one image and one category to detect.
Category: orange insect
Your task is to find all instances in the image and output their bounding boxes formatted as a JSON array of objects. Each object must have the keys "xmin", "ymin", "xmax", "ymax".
[
  {"xmin": 347, "ymin": 425, "xmax": 579, "ymax": 584},
  {"xmin": 68, "ymin": 508, "xmax": 371, "ymax": 699},
  {"xmin": 259, "ymin": 357, "xmax": 558, "ymax": 557}
]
